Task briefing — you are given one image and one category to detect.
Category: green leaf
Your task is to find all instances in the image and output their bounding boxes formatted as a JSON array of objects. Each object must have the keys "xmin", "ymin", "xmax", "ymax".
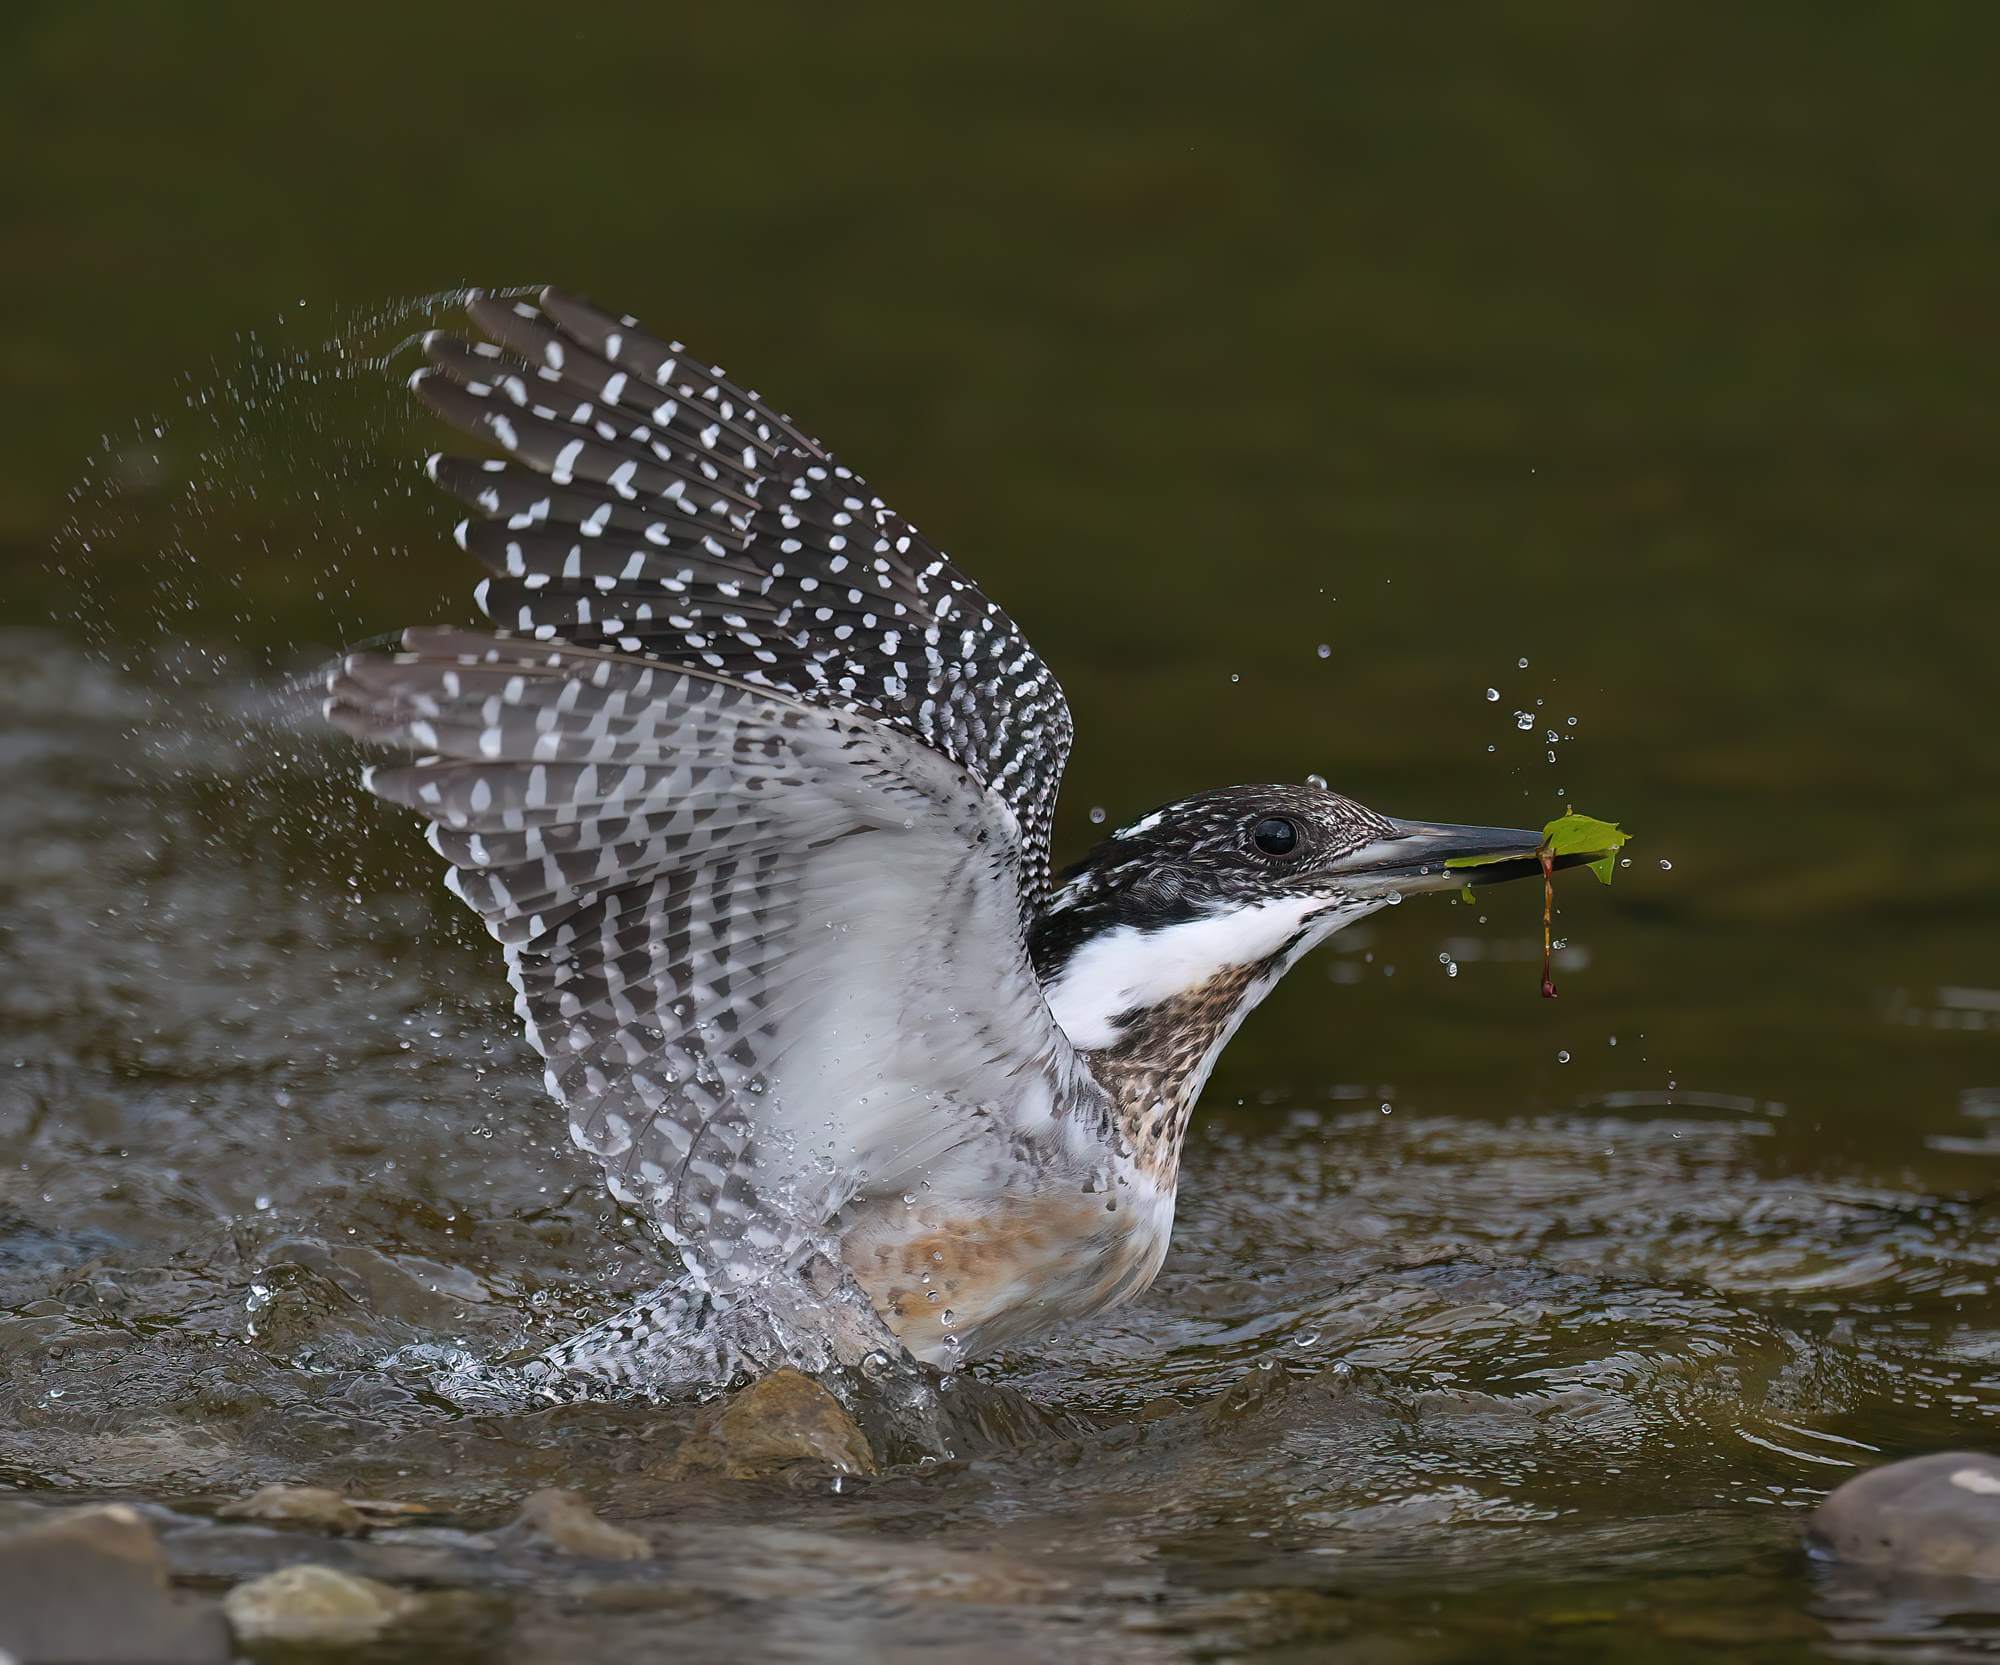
[
  {"xmin": 1544, "ymin": 811, "xmax": 1630, "ymax": 884},
  {"xmin": 1444, "ymin": 810, "xmax": 1630, "ymax": 885}
]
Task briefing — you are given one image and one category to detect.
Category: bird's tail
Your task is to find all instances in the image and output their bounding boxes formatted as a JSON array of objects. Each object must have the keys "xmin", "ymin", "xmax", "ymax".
[{"xmin": 521, "ymin": 1253, "xmax": 909, "ymax": 1398}]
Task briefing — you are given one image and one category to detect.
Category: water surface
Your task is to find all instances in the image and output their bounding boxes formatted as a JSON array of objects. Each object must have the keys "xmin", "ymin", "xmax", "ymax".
[{"xmin": 4, "ymin": 8, "xmax": 1999, "ymax": 1659}]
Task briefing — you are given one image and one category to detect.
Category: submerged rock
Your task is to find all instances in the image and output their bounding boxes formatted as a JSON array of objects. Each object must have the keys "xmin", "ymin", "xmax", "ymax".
[
  {"xmin": 221, "ymin": 1564, "xmax": 420, "ymax": 1645},
  {"xmin": 217, "ymin": 1484, "xmax": 368, "ymax": 1535},
  {"xmin": 1206, "ymin": 1359, "xmax": 1295, "ymax": 1422},
  {"xmin": 0, "ymin": 1503, "xmax": 229, "ymax": 1664},
  {"xmin": 1807, "ymin": 1451, "xmax": 2000, "ymax": 1579},
  {"xmin": 667, "ymin": 1367, "xmax": 878, "ymax": 1480},
  {"xmin": 504, "ymin": 1489, "xmax": 652, "ymax": 1561}
]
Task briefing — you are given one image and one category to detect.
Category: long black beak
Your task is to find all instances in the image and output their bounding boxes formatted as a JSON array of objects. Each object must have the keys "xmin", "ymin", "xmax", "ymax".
[{"xmin": 1318, "ymin": 816, "xmax": 1592, "ymax": 897}]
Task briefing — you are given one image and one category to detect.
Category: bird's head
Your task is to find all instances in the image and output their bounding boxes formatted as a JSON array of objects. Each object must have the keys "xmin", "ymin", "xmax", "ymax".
[{"xmin": 1030, "ymin": 783, "xmax": 1564, "ymax": 1060}]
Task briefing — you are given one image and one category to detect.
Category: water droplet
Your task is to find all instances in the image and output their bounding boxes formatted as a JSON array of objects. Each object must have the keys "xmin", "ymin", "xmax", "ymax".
[
  {"xmin": 1305, "ymin": 772, "xmax": 1328, "ymax": 790},
  {"xmin": 1316, "ymin": 643, "xmax": 1331, "ymax": 659},
  {"xmin": 1229, "ymin": 672, "xmax": 1240, "ymax": 684},
  {"xmin": 1517, "ymin": 656, "xmax": 1530, "ymax": 668},
  {"xmin": 1485, "ymin": 687, "xmax": 1500, "ymax": 701},
  {"xmin": 1557, "ymin": 1049, "xmax": 1571, "ymax": 1063},
  {"xmin": 1379, "ymin": 1102, "xmax": 1394, "ymax": 1115},
  {"xmin": 1088, "ymin": 805, "xmax": 1106, "ymax": 824},
  {"xmin": 1515, "ymin": 711, "xmax": 1534, "ymax": 730},
  {"xmin": 1658, "ymin": 858, "xmax": 1672, "ymax": 871},
  {"xmin": 253, "ymin": 1195, "xmax": 271, "ymax": 1212}
]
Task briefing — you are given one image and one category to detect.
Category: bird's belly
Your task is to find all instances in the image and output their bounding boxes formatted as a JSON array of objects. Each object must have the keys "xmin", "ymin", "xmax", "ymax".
[{"xmin": 838, "ymin": 1179, "xmax": 1175, "ymax": 1366}]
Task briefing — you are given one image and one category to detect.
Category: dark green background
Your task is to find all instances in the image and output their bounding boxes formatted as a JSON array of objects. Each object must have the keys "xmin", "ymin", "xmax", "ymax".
[{"xmin": 9, "ymin": 2, "xmax": 1996, "ymax": 1142}]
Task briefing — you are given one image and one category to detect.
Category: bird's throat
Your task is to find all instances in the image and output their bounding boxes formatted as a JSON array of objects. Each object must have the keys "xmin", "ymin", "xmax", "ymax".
[{"xmin": 1080, "ymin": 960, "xmax": 1275, "ymax": 1183}]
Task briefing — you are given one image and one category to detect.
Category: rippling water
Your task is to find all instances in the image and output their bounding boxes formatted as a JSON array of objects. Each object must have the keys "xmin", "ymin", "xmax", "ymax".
[{"xmin": 4, "ymin": 601, "xmax": 1996, "ymax": 1656}]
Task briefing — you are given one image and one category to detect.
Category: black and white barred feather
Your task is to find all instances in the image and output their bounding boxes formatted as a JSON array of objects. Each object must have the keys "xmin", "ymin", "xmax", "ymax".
[
  {"xmin": 412, "ymin": 288, "xmax": 1070, "ymax": 907},
  {"xmin": 326, "ymin": 290, "xmax": 1101, "ymax": 1304}
]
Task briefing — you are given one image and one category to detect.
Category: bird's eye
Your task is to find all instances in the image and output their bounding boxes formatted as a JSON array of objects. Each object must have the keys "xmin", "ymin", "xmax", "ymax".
[{"xmin": 1251, "ymin": 816, "xmax": 1299, "ymax": 856}]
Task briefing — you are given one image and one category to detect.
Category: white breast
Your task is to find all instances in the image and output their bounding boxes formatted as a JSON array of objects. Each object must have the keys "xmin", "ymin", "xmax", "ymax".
[{"xmin": 1043, "ymin": 896, "xmax": 1331, "ymax": 1049}]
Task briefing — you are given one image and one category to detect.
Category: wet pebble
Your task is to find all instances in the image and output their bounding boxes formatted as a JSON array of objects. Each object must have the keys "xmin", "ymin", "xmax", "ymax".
[
  {"xmin": 0, "ymin": 1503, "xmax": 229, "ymax": 1664},
  {"xmin": 221, "ymin": 1564, "xmax": 420, "ymax": 1646},
  {"xmin": 504, "ymin": 1489, "xmax": 652, "ymax": 1561},
  {"xmin": 667, "ymin": 1367, "xmax": 878, "ymax": 1481},
  {"xmin": 1807, "ymin": 1451, "xmax": 2000, "ymax": 1579},
  {"xmin": 216, "ymin": 1484, "xmax": 368, "ymax": 1535}
]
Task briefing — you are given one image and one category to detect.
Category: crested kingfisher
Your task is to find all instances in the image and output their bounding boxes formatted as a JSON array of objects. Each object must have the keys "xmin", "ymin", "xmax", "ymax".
[{"xmin": 326, "ymin": 289, "xmax": 1599, "ymax": 1390}]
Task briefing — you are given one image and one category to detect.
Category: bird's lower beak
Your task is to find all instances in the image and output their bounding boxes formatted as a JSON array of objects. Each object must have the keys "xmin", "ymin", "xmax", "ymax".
[{"xmin": 1319, "ymin": 816, "xmax": 1587, "ymax": 898}]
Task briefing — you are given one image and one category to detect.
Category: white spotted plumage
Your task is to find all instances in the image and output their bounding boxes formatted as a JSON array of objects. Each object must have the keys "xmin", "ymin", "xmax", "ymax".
[
  {"xmin": 328, "ymin": 629, "xmax": 1112, "ymax": 1348},
  {"xmin": 405, "ymin": 292, "xmax": 1070, "ymax": 912},
  {"xmin": 327, "ymin": 288, "xmax": 1108, "ymax": 1341}
]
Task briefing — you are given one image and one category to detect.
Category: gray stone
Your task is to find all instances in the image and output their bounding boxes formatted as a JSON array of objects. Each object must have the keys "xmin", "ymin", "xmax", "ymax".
[
  {"xmin": 217, "ymin": 1483, "xmax": 368, "ymax": 1534},
  {"xmin": 0, "ymin": 1503, "xmax": 229, "ymax": 1665},
  {"xmin": 1807, "ymin": 1450, "xmax": 2000, "ymax": 1579},
  {"xmin": 221, "ymin": 1564, "xmax": 420, "ymax": 1645},
  {"xmin": 505, "ymin": 1489, "xmax": 652, "ymax": 1560},
  {"xmin": 666, "ymin": 1367, "xmax": 878, "ymax": 1480}
]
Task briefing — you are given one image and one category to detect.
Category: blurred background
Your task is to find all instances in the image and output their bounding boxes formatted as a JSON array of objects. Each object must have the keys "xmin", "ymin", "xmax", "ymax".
[
  {"xmin": 3, "ymin": 5, "xmax": 1998, "ymax": 1658},
  {"xmin": 7, "ymin": 4, "xmax": 1997, "ymax": 1136}
]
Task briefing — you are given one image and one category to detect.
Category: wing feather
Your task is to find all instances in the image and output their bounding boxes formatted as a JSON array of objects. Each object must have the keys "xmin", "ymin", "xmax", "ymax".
[
  {"xmin": 405, "ymin": 286, "xmax": 1072, "ymax": 905},
  {"xmin": 328, "ymin": 633, "xmax": 1103, "ymax": 1290},
  {"xmin": 330, "ymin": 290, "xmax": 1097, "ymax": 1285}
]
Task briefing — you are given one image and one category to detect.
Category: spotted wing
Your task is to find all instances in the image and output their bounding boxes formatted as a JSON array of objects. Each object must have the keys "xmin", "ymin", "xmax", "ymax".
[
  {"xmin": 410, "ymin": 286, "xmax": 1072, "ymax": 909},
  {"xmin": 327, "ymin": 632, "xmax": 1103, "ymax": 1292}
]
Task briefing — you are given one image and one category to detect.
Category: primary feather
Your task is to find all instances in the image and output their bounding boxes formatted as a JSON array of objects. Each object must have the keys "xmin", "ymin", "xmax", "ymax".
[
  {"xmin": 328, "ymin": 290, "xmax": 1101, "ymax": 1302},
  {"xmin": 410, "ymin": 288, "xmax": 1071, "ymax": 910}
]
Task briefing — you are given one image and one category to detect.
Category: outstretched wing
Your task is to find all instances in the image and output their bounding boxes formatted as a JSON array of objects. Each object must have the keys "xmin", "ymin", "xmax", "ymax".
[
  {"xmin": 328, "ymin": 633, "xmax": 1103, "ymax": 1292},
  {"xmin": 410, "ymin": 287, "xmax": 1072, "ymax": 909},
  {"xmin": 330, "ymin": 290, "xmax": 1100, "ymax": 1290}
]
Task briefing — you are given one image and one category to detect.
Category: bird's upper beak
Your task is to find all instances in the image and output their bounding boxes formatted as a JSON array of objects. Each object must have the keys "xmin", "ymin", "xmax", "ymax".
[{"xmin": 1318, "ymin": 816, "xmax": 1592, "ymax": 898}]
